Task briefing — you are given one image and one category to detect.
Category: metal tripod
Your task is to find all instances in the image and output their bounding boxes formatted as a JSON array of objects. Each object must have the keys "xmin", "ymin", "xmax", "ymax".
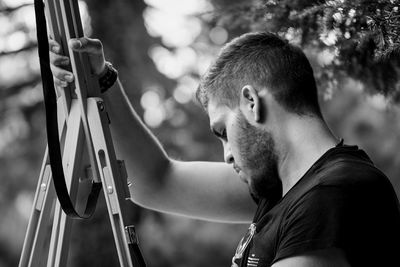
[{"xmin": 19, "ymin": 0, "xmax": 146, "ymax": 266}]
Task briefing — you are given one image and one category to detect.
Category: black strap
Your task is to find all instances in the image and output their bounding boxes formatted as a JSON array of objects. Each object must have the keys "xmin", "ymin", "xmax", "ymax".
[{"xmin": 34, "ymin": 0, "xmax": 101, "ymax": 219}]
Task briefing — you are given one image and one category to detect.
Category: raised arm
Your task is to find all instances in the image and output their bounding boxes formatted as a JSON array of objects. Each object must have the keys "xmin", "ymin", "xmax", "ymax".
[{"xmin": 49, "ymin": 37, "xmax": 256, "ymax": 223}]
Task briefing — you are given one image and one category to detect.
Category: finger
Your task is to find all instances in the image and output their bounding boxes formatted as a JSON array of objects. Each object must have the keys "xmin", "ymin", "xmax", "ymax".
[
  {"xmin": 68, "ymin": 37, "xmax": 103, "ymax": 54},
  {"xmin": 50, "ymin": 64, "xmax": 74, "ymax": 83},
  {"xmin": 50, "ymin": 51, "xmax": 70, "ymax": 67},
  {"xmin": 49, "ymin": 39, "xmax": 61, "ymax": 54},
  {"xmin": 54, "ymin": 78, "xmax": 69, "ymax": 88}
]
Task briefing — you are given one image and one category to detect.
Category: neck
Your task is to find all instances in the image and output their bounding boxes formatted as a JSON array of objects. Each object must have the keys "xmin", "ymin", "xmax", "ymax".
[{"xmin": 274, "ymin": 115, "xmax": 338, "ymax": 196}]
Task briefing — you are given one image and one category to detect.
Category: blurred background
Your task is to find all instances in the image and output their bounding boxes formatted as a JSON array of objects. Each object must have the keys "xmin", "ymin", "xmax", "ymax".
[{"xmin": 1, "ymin": 0, "xmax": 399, "ymax": 266}]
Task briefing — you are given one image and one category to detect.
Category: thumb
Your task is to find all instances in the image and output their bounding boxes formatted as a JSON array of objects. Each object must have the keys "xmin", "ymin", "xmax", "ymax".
[
  {"xmin": 68, "ymin": 37, "xmax": 103, "ymax": 55},
  {"xmin": 69, "ymin": 38, "xmax": 82, "ymax": 49}
]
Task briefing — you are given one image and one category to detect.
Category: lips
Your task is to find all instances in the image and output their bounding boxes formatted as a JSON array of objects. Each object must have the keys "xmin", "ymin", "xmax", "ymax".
[
  {"xmin": 233, "ymin": 164, "xmax": 241, "ymax": 174},
  {"xmin": 233, "ymin": 164, "xmax": 248, "ymax": 183}
]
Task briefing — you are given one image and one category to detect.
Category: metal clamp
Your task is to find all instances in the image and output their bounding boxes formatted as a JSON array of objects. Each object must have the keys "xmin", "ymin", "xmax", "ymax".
[{"xmin": 125, "ymin": 225, "xmax": 139, "ymax": 245}]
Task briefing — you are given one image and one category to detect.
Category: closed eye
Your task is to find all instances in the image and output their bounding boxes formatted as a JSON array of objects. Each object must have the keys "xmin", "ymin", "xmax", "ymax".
[
  {"xmin": 220, "ymin": 129, "xmax": 227, "ymax": 139},
  {"xmin": 212, "ymin": 128, "xmax": 227, "ymax": 140}
]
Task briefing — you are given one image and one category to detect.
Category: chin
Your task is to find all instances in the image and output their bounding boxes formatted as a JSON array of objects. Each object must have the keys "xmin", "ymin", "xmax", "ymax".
[
  {"xmin": 238, "ymin": 171, "xmax": 248, "ymax": 183},
  {"xmin": 247, "ymin": 178, "xmax": 258, "ymax": 195}
]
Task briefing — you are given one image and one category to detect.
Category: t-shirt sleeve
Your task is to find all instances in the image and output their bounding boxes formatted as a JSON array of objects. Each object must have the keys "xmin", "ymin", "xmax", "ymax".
[{"xmin": 273, "ymin": 185, "xmax": 355, "ymax": 264}]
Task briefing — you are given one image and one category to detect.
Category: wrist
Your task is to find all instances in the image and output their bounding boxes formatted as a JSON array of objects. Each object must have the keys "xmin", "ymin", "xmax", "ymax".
[
  {"xmin": 97, "ymin": 62, "xmax": 107, "ymax": 76},
  {"xmin": 98, "ymin": 61, "xmax": 118, "ymax": 93}
]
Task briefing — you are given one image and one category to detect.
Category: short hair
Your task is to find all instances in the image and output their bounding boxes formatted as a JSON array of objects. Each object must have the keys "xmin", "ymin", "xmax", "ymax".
[{"xmin": 196, "ymin": 32, "xmax": 322, "ymax": 117}]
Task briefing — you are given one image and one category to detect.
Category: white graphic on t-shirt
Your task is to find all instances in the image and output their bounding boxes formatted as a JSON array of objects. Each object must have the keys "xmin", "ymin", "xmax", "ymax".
[{"xmin": 247, "ymin": 254, "xmax": 259, "ymax": 267}]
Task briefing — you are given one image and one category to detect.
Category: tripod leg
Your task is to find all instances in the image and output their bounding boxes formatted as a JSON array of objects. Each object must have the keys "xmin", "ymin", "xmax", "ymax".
[
  {"xmin": 19, "ymin": 151, "xmax": 56, "ymax": 267},
  {"xmin": 86, "ymin": 98, "xmax": 146, "ymax": 267},
  {"xmin": 47, "ymin": 100, "xmax": 86, "ymax": 267},
  {"xmin": 19, "ymin": 98, "xmax": 68, "ymax": 267}
]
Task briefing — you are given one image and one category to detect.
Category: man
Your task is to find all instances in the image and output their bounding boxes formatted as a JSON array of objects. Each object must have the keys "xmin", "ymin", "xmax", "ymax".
[{"xmin": 49, "ymin": 32, "xmax": 400, "ymax": 266}]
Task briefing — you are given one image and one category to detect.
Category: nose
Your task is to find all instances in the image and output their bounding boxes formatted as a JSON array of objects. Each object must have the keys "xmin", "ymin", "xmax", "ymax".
[{"xmin": 223, "ymin": 143, "xmax": 234, "ymax": 164}]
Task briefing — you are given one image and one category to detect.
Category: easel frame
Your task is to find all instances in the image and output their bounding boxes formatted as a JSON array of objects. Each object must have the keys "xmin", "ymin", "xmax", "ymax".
[{"xmin": 19, "ymin": 0, "xmax": 146, "ymax": 266}]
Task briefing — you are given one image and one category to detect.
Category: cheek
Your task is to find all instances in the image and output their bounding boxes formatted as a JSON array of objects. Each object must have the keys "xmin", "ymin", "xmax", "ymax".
[
  {"xmin": 228, "ymin": 133, "xmax": 244, "ymax": 163},
  {"xmin": 232, "ymin": 130, "xmax": 251, "ymax": 161}
]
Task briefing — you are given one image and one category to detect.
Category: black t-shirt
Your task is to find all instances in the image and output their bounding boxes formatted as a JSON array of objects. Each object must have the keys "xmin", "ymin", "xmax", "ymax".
[{"xmin": 237, "ymin": 142, "xmax": 400, "ymax": 267}]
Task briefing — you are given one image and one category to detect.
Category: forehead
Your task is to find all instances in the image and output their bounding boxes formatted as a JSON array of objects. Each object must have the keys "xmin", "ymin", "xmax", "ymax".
[{"xmin": 207, "ymin": 99, "xmax": 231, "ymax": 127}]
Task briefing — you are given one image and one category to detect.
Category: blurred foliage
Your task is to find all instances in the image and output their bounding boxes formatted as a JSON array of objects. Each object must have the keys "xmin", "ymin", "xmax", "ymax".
[
  {"xmin": 0, "ymin": 0, "xmax": 399, "ymax": 267},
  {"xmin": 208, "ymin": 0, "xmax": 400, "ymax": 102}
]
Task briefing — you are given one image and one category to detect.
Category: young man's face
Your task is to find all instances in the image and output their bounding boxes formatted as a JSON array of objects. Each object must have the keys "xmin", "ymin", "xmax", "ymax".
[{"xmin": 208, "ymin": 99, "xmax": 281, "ymax": 199}]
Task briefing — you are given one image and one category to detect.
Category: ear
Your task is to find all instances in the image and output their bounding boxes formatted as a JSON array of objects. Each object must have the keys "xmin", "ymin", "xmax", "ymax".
[{"xmin": 240, "ymin": 85, "xmax": 263, "ymax": 123}]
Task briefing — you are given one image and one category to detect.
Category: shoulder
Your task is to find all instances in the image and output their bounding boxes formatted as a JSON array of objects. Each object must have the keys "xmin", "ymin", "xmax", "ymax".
[
  {"xmin": 269, "ymin": 146, "xmax": 400, "ymax": 266},
  {"xmin": 313, "ymin": 148, "xmax": 395, "ymax": 196},
  {"xmin": 284, "ymin": 144, "xmax": 399, "ymax": 220},
  {"xmin": 288, "ymin": 145, "xmax": 394, "ymax": 205}
]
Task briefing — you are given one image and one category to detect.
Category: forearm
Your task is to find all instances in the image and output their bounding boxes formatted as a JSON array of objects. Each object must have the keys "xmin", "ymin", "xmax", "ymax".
[{"xmin": 102, "ymin": 79, "xmax": 170, "ymax": 196}]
